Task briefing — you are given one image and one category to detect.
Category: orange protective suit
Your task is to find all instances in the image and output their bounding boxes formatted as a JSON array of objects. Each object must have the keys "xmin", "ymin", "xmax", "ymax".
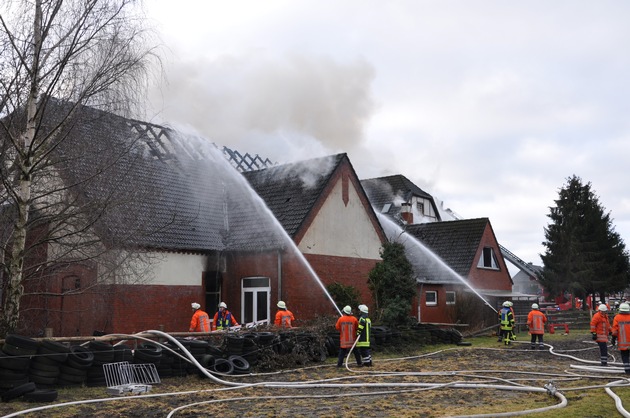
[{"xmin": 189, "ymin": 309, "xmax": 211, "ymax": 332}]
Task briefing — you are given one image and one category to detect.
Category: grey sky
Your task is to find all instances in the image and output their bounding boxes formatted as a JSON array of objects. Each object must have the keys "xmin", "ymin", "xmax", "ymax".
[{"xmin": 146, "ymin": 1, "xmax": 630, "ymax": 269}]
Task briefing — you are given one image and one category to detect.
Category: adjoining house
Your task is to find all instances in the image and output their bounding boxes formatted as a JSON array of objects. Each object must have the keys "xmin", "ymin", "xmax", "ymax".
[
  {"xmin": 404, "ymin": 218, "xmax": 513, "ymax": 326},
  {"xmin": 361, "ymin": 175, "xmax": 441, "ymax": 225},
  {"xmin": 1, "ymin": 101, "xmax": 386, "ymax": 337},
  {"xmin": 362, "ymin": 175, "xmax": 516, "ymax": 328}
]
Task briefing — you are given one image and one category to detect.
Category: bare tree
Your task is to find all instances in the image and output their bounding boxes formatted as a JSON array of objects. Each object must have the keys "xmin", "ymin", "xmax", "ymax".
[{"xmin": 0, "ymin": 0, "xmax": 160, "ymax": 334}]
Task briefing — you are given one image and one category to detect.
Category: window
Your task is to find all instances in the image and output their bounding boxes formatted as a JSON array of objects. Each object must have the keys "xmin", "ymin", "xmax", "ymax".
[
  {"xmin": 477, "ymin": 247, "xmax": 499, "ymax": 270},
  {"xmin": 242, "ymin": 277, "xmax": 270, "ymax": 326},
  {"xmin": 446, "ymin": 291, "xmax": 456, "ymax": 305},
  {"xmin": 416, "ymin": 202, "xmax": 424, "ymax": 215},
  {"xmin": 426, "ymin": 291, "xmax": 437, "ymax": 306}
]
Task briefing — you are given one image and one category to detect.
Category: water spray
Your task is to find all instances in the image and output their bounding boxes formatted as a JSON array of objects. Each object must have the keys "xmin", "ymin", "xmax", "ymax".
[
  {"xmin": 376, "ymin": 212, "xmax": 498, "ymax": 314},
  {"xmin": 171, "ymin": 132, "xmax": 342, "ymax": 317}
]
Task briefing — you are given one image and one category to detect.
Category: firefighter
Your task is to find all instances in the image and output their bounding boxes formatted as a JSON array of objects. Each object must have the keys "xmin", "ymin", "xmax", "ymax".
[
  {"xmin": 212, "ymin": 302, "xmax": 239, "ymax": 331},
  {"xmin": 189, "ymin": 302, "xmax": 211, "ymax": 333},
  {"xmin": 335, "ymin": 305, "xmax": 362, "ymax": 367},
  {"xmin": 527, "ymin": 303, "xmax": 547, "ymax": 349},
  {"xmin": 611, "ymin": 302, "xmax": 630, "ymax": 375},
  {"xmin": 498, "ymin": 301, "xmax": 515, "ymax": 346},
  {"xmin": 274, "ymin": 301, "xmax": 295, "ymax": 328},
  {"xmin": 356, "ymin": 304, "xmax": 372, "ymax": 367},
  {"xmin": 507, "ymin": 301, "xmax": 517, "ymax": 340},
  {"xmin": 590, "ymin": 303, "xmax": 611, "ymax": 366}
]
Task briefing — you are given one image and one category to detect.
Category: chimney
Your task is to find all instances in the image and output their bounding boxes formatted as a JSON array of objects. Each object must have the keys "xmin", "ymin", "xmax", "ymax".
[{"xmin": 401, "ymin": 202, "xmax": 413, "ymax": 224}]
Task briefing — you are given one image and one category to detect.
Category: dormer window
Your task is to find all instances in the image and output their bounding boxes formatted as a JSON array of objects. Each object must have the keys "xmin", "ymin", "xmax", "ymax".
[{"xmin": 477, "ymin": 247, "xmax": 499, "ymax": 270}]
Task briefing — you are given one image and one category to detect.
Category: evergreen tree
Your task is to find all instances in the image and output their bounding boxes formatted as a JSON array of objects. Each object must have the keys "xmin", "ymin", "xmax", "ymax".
[
  {"xmin": 367, "ymin": 241, "xmax": 416, "ymax": 325},
  {"xmin": 539, "ymin": 175, "xmax": 630, "ymax": 306}
]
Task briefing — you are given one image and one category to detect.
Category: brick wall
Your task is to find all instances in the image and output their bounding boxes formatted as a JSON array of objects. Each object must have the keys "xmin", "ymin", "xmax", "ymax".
[
  {"xmin": 110, "ymin": 284, "xmax": 202, "ymax": 334},
  {"xmin": 223, "ymin": 250, "xmax": 380, "ymax": 323}
]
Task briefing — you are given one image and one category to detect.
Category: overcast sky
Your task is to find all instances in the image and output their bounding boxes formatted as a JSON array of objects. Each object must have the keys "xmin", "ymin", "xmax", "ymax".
[{"xmin": 145, "ymin": 1, "xmax": 630, "ymax": 270}]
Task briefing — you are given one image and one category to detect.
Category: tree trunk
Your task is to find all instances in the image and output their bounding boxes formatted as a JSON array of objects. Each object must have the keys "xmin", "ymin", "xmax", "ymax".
[{"xmin": 0, "ymin": 1, "xmax": 42, "ymax": 334}]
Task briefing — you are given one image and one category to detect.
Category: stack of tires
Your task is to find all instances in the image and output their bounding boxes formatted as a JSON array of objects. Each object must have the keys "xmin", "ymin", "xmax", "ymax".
[
  {"xmin": 86, "ymin": 341, "xmax": 114, "ymax": 387},
  {"xmin": 187, "ymin": 340, "xmax": 215, "ymax": 376},
  {"xmin": 225, "ymin": 334, "xmax": 244, "ymax": 356},
  {"xmin": 58, "ymin": 346, "xmax": 94, "ymax": 387},
  {"xmin": 113, "ymin": 344, "xmax": 133, "ymax": 363},
  {"xmin": 277, "ymin": 332, "xmax": 297, "ymax": 355},
  {"xmin": 241, "ymin": 334, "xmax": 259, "ymax": 367},
  {"xmin": 256, "ymin": 332, "xmax": 276, "ymax": 350},
  {"xmin": 162, "ymin": 340, "xmax": 189, "ymax": 377},
  {"xmin": 1, "ymin": 335, "xmax": 58, "ymax": 403},
  {"xmin": 0, "ymin": 335, "xmax": 35, "ymax": 395},
  {"xmin": 134, "ymin": 342, "xmax": 162, "ymax": 366},
  {"xmin": 371, "ymin": 326, "xmax": 392, "ymax": 347},
  {"xmin": 325, "ymin": 331, "xmax": 340, "ymax": 356},
  {"xmin": 30, "ymin": 340, "xmax": 68, "ymax": 387}
]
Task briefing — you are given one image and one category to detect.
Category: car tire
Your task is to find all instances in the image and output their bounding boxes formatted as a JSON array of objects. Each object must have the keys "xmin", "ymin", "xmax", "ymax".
[
  {"xmin": 23, "ymin": 389, "xmax": 58, "ymax": 403},
  {"xmin": 1, "ymin": 382, "xmax": 36, "ymax": 402}
]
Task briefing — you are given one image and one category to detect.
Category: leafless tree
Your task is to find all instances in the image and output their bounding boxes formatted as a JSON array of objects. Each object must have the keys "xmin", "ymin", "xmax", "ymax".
[{"xmin": 0, "ymin": 0, "xmax": 160, "ymax": 334}]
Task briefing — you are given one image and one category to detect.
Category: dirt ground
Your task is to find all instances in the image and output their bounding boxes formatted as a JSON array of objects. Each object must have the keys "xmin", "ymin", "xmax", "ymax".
[{"xmin": 1, "ymin": 331, "xmax": 629, "ymax": 418}]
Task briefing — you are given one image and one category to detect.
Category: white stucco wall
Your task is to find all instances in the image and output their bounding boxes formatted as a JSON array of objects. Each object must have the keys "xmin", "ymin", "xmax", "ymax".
[
  {"xmin": 298, "ymin": 178, "xmax": 382, "ymax": 259},
  {"xmin": 146, "ymin": 252, "xmax": 207, "ymax": 286}
]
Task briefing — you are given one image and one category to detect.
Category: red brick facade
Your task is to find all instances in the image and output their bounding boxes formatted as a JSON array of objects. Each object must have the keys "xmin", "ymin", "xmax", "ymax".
[
  {"xmin": 415, "ymin": 223, "xmax": 512, "ymax": 324},
  {"xmin": 222, "ymin": 250, "xmax": 380, "ymax": 325}
]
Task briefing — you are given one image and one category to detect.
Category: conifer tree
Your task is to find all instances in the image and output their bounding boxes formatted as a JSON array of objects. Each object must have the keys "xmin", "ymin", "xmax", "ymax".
[
  {"xmin": 368, "ymin": 241, "xmax": 415, "ymax": 325},
  {"xmin": 539, "ymin": 175, "xmax": 630, "ymax": 306}
]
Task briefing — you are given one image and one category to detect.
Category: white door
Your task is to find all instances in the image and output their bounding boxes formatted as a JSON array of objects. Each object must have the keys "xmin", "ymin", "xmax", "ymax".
[{"xmin": 241, "ymin": 277, "xmax": 270, "ymax": 326}]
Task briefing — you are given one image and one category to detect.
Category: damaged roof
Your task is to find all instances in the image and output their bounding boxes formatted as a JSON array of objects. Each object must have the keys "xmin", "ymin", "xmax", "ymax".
[
  {"xmin": 242, "ymin": 154, "xmax": 346, "ymax": 238},
  {"xmin": 361, "ymin": 174, "xmax": 439, "ymax": 221},
  {"xmin": 12, "ymin": 99, "xmax": 286, "ymax": 253}
]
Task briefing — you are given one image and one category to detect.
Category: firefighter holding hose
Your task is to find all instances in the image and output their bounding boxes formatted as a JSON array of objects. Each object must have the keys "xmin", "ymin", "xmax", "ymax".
[
  {"xmin": 335, "ymin": 305, "xmax": 362, "ymax": 367},
  {"xmin": 356, "ymin": 304, "xmax": 372, "ymax": 366}
]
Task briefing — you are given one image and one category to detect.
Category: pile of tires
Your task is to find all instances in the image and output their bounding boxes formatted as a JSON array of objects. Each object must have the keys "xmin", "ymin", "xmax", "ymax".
[
  {"xmin": 0, "ymin": 335, "xmax": 58, "ymax": 403},
  {"xmin": 162, "ymin": 339, "xmax": 190, "ymax": 377},
  {"xmin": 30, "ymin": 340, "xmax": 69, "ymax": 387},
  {"xmin": 0, "ymin": 335, "xmax": 35, "ymax": 393},
  {"xmin": 225, "ymin": 334, "xmax": 244, "ymax": 356},
  {"xmin": 371, "ymin": 326, "xmax": 392, "ymax": 347},
  {"xmin": 182, "ymin": 340, "xmax": 208, "ymax": 375},
  {"xmin": 256, "ymin": 332, "xmax": 276, "ymax": 348},
  {"xmin": 240, "ymin": 334, "xmax": 259, "ymax": 367},
  {"xmin": 325, "ymin": 332, "xmax": 339, "ymax": 356},
  {"xmin": 134, "ymin": 342, "xmax": 162, "ymax": 365},
  {"xmin": 58, "ymin": 345, "xmax": 94, "ymax": 387},
  {"xmin": 86, "ymin": 341, "xmax": 114, "ymax": 387}
]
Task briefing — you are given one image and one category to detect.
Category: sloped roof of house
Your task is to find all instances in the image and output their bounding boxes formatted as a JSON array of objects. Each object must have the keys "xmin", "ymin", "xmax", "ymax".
[
  {"xmin": 403, "ymin": 218, "xmax": 490, "ymax": 283},
  {"xmin": 361, "ymin": 174, "xmax": 439, "ymax": 222},
  {"xmin": 242, "ymin": 154, "xmax": 346, "ymax": 238},
  {"xmin": 16, "ymin": 99, "xmax": 286, "ymax": 253}
]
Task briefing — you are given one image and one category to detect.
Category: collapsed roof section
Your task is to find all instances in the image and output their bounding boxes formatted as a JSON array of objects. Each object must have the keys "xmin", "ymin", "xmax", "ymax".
[{"xmin": 14, "ymin": 99, "xmax": 286, "ymax": 253}]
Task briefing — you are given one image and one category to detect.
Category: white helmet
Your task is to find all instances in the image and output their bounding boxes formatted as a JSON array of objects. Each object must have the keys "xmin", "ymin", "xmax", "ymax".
[
  {"xmin": 502, "ymin": 301, "xmax": 511, "ymax": 307},
  {"xmin": 342, "ymin": 305, "xmax": 352, "ymax": 314},
  {"xmin": 277, "ymin": 301, "xmax": 286, "ymax": 309},
  {"xmin": 598, "ymin": 304, "xmax": 608, "ymax": 312},
  {"xmin": 507, "ymin": 301, "xmax": 513, "ymax": 307},
  {"xmin": 191, "ymin": 302, "xmax": 201, "ymax": 310},
  {"xmin": 219, "ymin": 302, "xmax": 227, "ymax": 309},
  {"xmin": 531, "ymin": 303, "xmax": 539, "ymax": 310},
  {"xmin": 619, "ymin": 303, "xmax": 630, "ymax": 313},
  {"xmin": 358, "ymin": 304, "xmax": 369, "ymax": 314}
]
